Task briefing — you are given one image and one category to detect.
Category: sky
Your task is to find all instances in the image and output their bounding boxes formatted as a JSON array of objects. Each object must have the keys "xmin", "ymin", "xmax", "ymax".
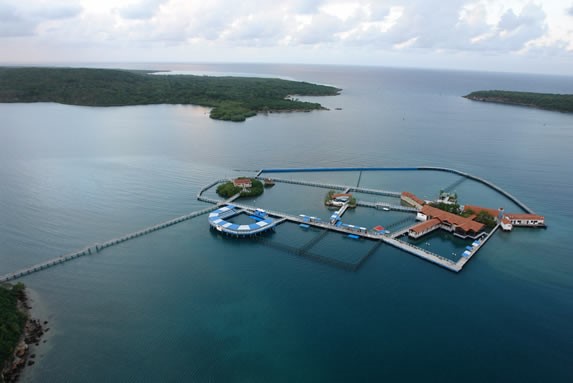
[{"xmin": 0, "ymin": 0, "xmax": 572, "ymax": 75}]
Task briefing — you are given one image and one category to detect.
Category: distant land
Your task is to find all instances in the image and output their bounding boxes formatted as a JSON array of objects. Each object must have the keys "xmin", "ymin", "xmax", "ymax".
[
  {"xmin": 0, "ymin": 67, "xmax": 340, "ymax": 122},
  {"xmin": 464, "ymin": 90, "xmax": 573, "ymax": 113}
]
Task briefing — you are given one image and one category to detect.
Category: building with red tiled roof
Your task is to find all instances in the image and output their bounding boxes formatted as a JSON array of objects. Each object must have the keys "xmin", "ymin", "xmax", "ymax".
[
  {"xmin": 418, "ymin": 205, "xmax": 485, "ymax": 238},
  {"xmin": 501, "ymin": 217, "xmax": 512, "ymax": 231},
  {"xmin": 232, "ymin": 178, "xmax": 252, "ymax": 188},
  {"xmin": 401, "ymin": 192, "xmax": 426, "ymax": 210},
  {"xmin": 408, "ymin": 218, "xmax": 441, "ymax": 238}
]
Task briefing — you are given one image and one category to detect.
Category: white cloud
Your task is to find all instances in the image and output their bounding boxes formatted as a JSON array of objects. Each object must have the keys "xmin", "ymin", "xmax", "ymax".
[{"xmin": 0, "ymin": 0, "xmax": 571, "ymax": 75}]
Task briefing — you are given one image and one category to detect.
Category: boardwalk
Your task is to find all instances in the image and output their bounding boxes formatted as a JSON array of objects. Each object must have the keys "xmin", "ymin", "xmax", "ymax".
[
  {"xmin": 0, "ymin": 205, "xmax": 217, "ymax": 283},
  {"xmin": 256, "ymin": 176, "xmax": 401, "ymax": 197},
  {"xmin": 1, "ymin": 168, "xmax": 516, "ymax": 283},
  {"xmin": 227, "ymin": 201, "xmax": 466, "ymax": 272},
  {"xmin": 259, "ymin": 166, "xmax": 536, "ymax": 214},
  {"xmin": 356, "ymin": 200, "xmax": 417, "ymax": 213}
]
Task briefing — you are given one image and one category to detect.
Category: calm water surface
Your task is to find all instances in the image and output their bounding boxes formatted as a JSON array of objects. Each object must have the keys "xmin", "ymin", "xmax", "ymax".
[{"xmin": 1, "ymin": 64, "xmax": 572, "ymax": 382}]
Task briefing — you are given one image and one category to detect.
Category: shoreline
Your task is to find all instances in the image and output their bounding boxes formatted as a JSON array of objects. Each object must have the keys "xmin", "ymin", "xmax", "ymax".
[{"xmin": 1, "ymin": 286, "xmax": 49, "ymax": 383}]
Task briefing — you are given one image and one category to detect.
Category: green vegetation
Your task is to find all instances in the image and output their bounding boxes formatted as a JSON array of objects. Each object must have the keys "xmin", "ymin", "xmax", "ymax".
[
  {"xmin": 474, "ymin": 211, "xmax": 497, "ymax": 229},
  {"xmin": 430, "ymin": 199, "xmax": 497, "ymax": 229},
  {"xmin": 0, "ymin": 67, "xmax": 340, "ymax": 122},
  {"xmin": 429, "ymin": 201, "xmax": 461, "ymax": 215},
  {"xmin": 241, "ymin": 179, "xmax": 264, "ymax": 198},
  {"xmin": 324, "ymin": 190, "xmax": 357, "ymax": 208},
  {"xmin": 0, "ymin": 283, "xmax": 27, "ymax": 372},
  {"xmin": 461, "ymin": 208, "xmax": 475, "ymax": 218},
  {"xmin": 464, "ymin": 90, "xmax": 573, "ymax": 113},
  {"xmin": 216, "ymin": 182, "xmax": 242, "ymax": 198},
  {"xmin": 348, "ymin": 196, "xmax": 357, "ymax": 208},
  {"xmin": 216, "ymin": 179, "xmax": 264, "ymax": 198},
  {"xmin": 325, "ymin": 190, "xmax": 335, "ymax": 204}
]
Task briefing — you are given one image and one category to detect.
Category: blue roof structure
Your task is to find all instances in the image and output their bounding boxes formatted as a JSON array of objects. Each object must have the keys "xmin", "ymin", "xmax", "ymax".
[{"xmin": 208, "ymin": 205, "xmax": 277, "ymax": 236}]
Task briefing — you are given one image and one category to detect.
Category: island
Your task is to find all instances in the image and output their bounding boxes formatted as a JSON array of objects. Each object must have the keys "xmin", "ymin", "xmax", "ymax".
[
  {"xmin": 216, "ymin": 178, "xmax": 264, "ymax": 198},
  {"xmin": 0, "ymin": 67, "xmax": 341, "ymax": 122},
  {"xmin": 464, "ymin": 90, "xmax": 573, "ymax": 113}
]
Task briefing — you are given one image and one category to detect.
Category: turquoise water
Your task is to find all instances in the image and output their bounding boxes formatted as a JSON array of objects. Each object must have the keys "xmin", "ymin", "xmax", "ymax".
[{"xmin": 1, "ymin": 64, "xmax": 572, "ymax": 382}]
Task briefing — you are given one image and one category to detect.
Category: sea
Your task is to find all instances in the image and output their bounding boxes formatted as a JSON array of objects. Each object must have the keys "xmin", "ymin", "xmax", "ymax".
[{"xmin": 1, "ymin": 63, "xmax": 572, "ymax": 382}]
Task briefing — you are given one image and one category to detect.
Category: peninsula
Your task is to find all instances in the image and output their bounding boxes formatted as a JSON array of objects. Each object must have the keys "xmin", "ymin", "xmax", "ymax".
[
  {"xmin": 0, "ymin": 67, "xmax": 340, "ymax": 122},
  {"xmin": 464, "ymin": 90, "xmax": 573, "ymax": 113}
]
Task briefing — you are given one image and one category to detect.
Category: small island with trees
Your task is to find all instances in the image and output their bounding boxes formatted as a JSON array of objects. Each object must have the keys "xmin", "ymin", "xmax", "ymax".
[
  {"xmin": 216, "ymin": 178, "xmax": 264, "ymax": 199},
  {"xmin": 0, "ymin": 67, "xmax": 341, "ymax": 122},
  {"xmin": 464, "ymin": 90, "xmax": 573, "ymax": 113}
]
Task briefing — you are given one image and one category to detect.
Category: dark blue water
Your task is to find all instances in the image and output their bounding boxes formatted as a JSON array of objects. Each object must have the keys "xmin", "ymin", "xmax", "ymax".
[{"xmin": 1, "ymin": 64, "xmax": 572, "ymax": 382}]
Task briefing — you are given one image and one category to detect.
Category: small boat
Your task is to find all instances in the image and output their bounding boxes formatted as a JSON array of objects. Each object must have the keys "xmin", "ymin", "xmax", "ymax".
[
  {"xmin": 216, "ymin": 225, "xmax": 223, "ymax": 232},
  {"xmin": 263, "ymin": 178, "xmax": 275, "ymax": 187},
  {"xmin": 382, "ymin": 207, "xmax": 390, "ymax": 211}
]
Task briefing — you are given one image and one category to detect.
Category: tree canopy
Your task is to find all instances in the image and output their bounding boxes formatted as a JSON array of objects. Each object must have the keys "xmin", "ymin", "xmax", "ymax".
[
  {"xmin": 0, "ymin": 67, "xmax": 341, "ymax": 122},
  {"xmin": 464, "ymin": 90, "xmax": 573, "ymax": 113}
]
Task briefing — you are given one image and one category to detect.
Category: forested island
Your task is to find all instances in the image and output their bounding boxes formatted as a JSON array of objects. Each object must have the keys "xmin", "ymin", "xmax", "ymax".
[
  {"xmin": 0, "ymin": 67, "xmax": 340, "ymax": 122},
  {"xmin": 216, "ymin": 178, "xmax": 264, "ymax": 198},
  {"xmin": 464, "ymin": 90, "xmax": 573, "ymax": 113}
]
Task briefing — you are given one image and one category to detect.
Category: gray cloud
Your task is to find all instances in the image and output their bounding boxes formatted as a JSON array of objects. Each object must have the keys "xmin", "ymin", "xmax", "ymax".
[
  {"xmin": 567, "ymin": 4, "xmax": 573, "ymax": 16},
  {"xmin": 0, "ymin": 2, "xmax": 82, "ymax": 37},
  {"xmin": 478, "ymin": 4, "xmax": 546, "ymax": 51},
  {"xmin": 119, "ymin": 0, "xmax": 167, "ymax": 20},
  {"xmin": 29, "ymin": 4, "xmax": 82, "ymax": 20}
]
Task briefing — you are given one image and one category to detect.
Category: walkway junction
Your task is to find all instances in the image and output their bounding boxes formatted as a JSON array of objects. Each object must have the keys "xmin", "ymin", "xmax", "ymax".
[{"xmin": 0, "ymin": 166, "xmax": 543, "ymax": 283}]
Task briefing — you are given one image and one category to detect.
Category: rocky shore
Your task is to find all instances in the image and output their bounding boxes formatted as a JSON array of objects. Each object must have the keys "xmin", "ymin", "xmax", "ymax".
[{"xmin": 1, "ymin": 288, "xmax": 47, "ymax": 383}]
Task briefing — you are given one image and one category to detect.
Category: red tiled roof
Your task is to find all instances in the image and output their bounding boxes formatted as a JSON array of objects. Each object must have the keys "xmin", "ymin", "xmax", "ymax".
[
  {"xmin": 233, "ymin": 178, "xmax": 251, "ymax": 185},
  {"xmin": 409, "ymin": 218, "xmax": 441, "ymax": 234},
  {"xmin": 421, "ymin": 205, "xmax": 485, "ymax": 233},
  {"xmin": 401, "ymin": 191, "xmax": 426, "ymax": 206}
]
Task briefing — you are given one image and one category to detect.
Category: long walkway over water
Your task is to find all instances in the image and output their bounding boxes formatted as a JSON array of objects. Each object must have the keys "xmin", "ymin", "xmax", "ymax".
[
  {"xmin": 259, "ymin": 166, "xmax": 535, "ymax": 214},
  {"xmin": 0, "ymin": 205, "xmax": 218, "ymax": 283},
  {"xmin": 1, "ymin": 166, "xmax": 516, "ymax": 282}
]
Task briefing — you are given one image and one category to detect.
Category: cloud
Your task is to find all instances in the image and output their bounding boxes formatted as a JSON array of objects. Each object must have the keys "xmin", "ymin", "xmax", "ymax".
[
  {"xmin": 118, "ymin": 0, "xmax": 166, "ymax": 20},
  {"xmin": 475, "ymin": 4, "xmax": 547, "ymax": 52},
  {"xmin": 0, "ymin": 0, "xmax": 571, "ymax": 75},
  {"xmin": 0, "ymin": 2, "xmax": 82, "ymax": 37},
  {"xmin": 294, "ymin": 13, "xmax": 346, "ymax": 45}
]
